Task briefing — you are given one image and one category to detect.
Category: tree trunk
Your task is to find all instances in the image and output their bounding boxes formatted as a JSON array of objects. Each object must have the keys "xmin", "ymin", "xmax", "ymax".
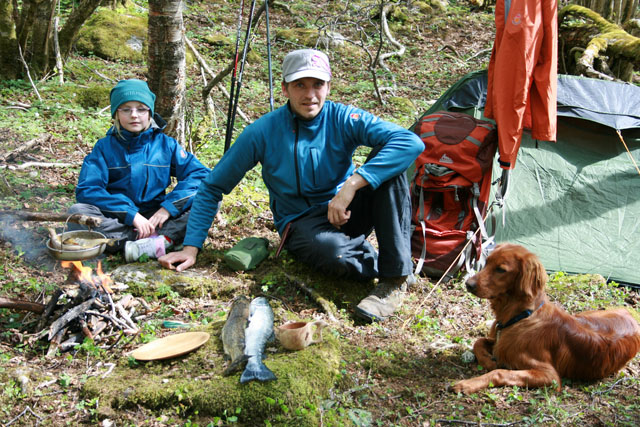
[
  {"xmin": 15, "ymin": 0, "xmax": 39, "ymax": 56},
  {"xmin": 0, "ymin": 0, "xmax": 100, "ymax": 79},
  {"xmin": 576, "ymin": 0, "xmax": 638, "ymax": 24},
  {"xmin": 0, "ymin": 0, "xmax": 18, "ymax": 78},
  {"xmin": 148, "ymin": 0, "xmax": 186, "ymax": 142},
  {"xmin": 29, "ymin": 0, "xmax": 55, "ymax": 75},
  {"xmin": 57, "ymin": 0, "xmax": 102, "ymax": 58}
]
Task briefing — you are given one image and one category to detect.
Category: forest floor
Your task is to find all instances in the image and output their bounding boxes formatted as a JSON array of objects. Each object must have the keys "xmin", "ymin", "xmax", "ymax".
[{"xmin": 1, "ymin": 0, "xmax": 639, "ymax": 426}]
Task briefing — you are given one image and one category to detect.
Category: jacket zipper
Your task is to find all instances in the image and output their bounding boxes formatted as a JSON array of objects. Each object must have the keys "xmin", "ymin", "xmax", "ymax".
[{"xmin": 293, "ymin": 118, "xmax": 311, "ymax": 207}]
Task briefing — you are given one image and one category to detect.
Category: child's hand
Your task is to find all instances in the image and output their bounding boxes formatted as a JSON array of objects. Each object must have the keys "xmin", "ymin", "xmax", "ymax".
[
  {"xmin": 133, "ymin": 213, "xmax": 155, "ymax": 239},
  {"xmin": 149, "ymin": 207, "xmax": 170, "ymax": 229}
]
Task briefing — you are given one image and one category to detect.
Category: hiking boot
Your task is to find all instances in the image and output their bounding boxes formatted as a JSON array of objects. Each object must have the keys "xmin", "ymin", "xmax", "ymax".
[
  {"xmin": 124, "ymin": 235, "xmax": 172, "ymax": 263},
  {"xmin": 355, "ymin": 275, "xmax": 416, "ymax": 323}
]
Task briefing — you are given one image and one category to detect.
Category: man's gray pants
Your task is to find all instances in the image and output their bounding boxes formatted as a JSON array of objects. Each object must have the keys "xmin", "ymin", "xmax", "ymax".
[{"xmin": 283, "ymin": 171, "xmax": 413, "ymax": 281}]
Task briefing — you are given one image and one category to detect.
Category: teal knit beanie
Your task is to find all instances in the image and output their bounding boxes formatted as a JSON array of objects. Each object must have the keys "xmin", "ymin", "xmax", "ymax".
[{"xmin": 110, "ymin": 79, "xmax": 156, "ymax": 118}]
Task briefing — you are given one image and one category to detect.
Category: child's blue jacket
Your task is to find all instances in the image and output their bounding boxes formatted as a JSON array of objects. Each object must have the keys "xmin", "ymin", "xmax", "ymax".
[{"xmin": 76, "ymin": 116, "xmax": 210, "ymax": 225}]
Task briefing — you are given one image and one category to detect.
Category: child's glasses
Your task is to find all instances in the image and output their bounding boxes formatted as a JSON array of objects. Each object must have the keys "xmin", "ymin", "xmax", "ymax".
[{"xmin": 117, "ymin": 107, "xmax": 150, "ymax": 116}]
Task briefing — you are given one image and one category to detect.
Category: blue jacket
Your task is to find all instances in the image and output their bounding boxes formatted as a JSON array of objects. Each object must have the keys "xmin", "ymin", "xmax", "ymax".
[
  {"xmin": 76, "ymin": 116, "xmax": 210, "ymax": 225},
  {"xmin": 184, "ymin": 100, "xmax": 423, "ymax": 248}
]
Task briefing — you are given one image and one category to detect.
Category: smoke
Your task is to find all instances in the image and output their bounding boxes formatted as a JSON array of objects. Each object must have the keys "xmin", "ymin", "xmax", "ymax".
[{"xmin": 0, "ymin": 214, "xmax": 57, "ymax": 269}]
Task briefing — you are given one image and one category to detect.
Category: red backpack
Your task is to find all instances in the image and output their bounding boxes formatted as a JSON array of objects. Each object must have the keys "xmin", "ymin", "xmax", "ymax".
[{"xmin": 410, "ymin": 111, "xmax": 498, "ymax": 280}]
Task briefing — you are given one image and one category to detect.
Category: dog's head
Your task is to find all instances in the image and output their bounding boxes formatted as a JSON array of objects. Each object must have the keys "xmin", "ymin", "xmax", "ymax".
[{"xmin": 465, "ymin": 243, "xmax": 547, "ymax": 301}]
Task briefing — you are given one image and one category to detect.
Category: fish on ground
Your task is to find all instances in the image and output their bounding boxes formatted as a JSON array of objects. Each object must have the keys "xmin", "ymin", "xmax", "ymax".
[
  {"xmin": 240, "ymin": 296, "xmax": 277, "ymax": 384},
  {"xmin": 221, "ymin": 295, "xmax": 251, "ymax": 376}
]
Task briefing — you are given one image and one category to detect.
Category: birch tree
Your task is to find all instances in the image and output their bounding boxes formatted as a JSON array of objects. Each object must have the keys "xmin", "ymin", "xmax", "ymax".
[{"xmin": 148, "ymin": 0, "xmax": 186, "ymax": 142}]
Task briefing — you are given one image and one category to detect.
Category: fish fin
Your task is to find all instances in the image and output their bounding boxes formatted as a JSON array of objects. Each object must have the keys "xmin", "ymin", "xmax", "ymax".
[
  {"xmin": 239, "ymin": 363, "xmax": 277, "ymax": 384},
  {"xmin": 267, "ymin": 331, "xmax": 276, "ymax": 343},
  {"xmin": 222, "ymin": 355, "xmax": 250, "ymax": 377}
]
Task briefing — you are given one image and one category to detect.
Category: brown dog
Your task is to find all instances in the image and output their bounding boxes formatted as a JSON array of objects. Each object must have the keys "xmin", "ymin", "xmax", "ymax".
[{"xmin": 453, "ymin": 243, "xmax": 640, "ymax": 394}]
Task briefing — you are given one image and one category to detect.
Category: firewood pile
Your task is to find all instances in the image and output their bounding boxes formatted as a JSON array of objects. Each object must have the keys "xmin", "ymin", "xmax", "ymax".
[{"xmin": 36, "ymin": 261, "xmax": 148, "ymax": 357}]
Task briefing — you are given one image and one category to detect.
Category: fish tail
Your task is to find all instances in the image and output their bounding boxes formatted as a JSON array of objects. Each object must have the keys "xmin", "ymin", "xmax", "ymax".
[
  {"xmin": 239, "ymin": 361, "xmax": 277, "ymax": 384},
  {"xmin": 222, "ymin": 355, "xmax": 250, "ymax": 377}
]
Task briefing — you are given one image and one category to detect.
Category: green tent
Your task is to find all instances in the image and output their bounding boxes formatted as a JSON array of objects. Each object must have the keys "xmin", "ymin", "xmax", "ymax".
[{"xmin": 416, "ymin": 70, "xmax": 640, "ymax": 286}]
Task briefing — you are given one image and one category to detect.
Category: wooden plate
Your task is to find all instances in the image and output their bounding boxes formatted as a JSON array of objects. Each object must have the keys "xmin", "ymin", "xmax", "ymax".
[{"xmin": 130, "ymin": 332, "xmax": 210, "ymax": 361}]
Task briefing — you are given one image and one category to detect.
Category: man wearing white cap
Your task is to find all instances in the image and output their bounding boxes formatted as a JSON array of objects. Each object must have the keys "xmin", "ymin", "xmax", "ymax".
[{"xmin": 160, "ymin": 49, "xmax": 423, "ymax": 323}]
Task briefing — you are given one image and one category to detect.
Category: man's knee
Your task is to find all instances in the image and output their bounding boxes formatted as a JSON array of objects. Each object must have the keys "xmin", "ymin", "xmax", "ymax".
[{"xmin": 312, "ymin": 232, "xmax": 350, "ymax": 264}]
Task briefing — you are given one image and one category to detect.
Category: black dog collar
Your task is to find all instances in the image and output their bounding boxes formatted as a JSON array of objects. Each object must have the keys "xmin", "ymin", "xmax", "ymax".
[{"xmin": 496, "ymin": 301, "xmax": 545, "ymax": 330}]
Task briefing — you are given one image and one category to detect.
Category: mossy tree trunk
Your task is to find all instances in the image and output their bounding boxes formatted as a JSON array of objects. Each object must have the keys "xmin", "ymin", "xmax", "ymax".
[
  {"xmin": 559, "ymin": 4, "xmax": 640, "ymax": 81},
  {"xmin": 148, "ymin": 0, "xmax": 186, "ymax": 143},
  {"xmin": 28, "ymin": 0, "xmax": 56, "ymax": 75},
  {"xmin": 57, "ymin": 0, "xmax": 102, "ymax": 58},
  {"xmin": 0, "ymin": 0, "xmax": 100, "ymax": 79},
  {"xmin": 0, "ymin": 0, "xmax": 18, "ymax": 79},
  {"xmin": 574, "ymin": 0, "xmax": 639, "ymax": 24}
]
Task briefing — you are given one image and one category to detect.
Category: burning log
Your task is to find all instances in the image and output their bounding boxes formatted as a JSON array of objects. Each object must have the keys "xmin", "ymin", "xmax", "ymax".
[
  {"xmin": 48, "ymin": 298, "xmax": 96, "ymax": 340},
  {"xmin": 37, "ymin": 260, "xmax": 145, "ymax": 356}
]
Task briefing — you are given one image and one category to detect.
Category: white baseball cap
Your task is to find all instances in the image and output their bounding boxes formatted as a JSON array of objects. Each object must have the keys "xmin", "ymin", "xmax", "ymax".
[{"xmin": 282, "ymin": 49, "xmax": 332, "ymax": 83}]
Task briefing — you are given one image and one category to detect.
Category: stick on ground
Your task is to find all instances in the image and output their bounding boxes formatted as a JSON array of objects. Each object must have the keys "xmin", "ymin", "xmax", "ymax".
[
  {"xmin": 0, "ymin": 211, "xmax": 102, "ymax": 227},
  {"xmin": 285, "ymin": 274, "xmax": 338, "ymax": 323}
]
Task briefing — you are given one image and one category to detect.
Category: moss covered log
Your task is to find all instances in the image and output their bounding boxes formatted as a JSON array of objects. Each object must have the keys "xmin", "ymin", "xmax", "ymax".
[
  {"xmin": 559, "ymin": 4, "xmax": 640, "ymax": 81},
  {"xmin": 81, "ymin": 321, "xmax": 342, "ymax": 424}
]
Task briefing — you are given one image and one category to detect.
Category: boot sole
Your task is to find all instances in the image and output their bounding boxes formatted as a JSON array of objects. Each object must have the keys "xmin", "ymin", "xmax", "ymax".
[{"xmin": 354, "ymin": 306, "xmax": 388, "ymax": 323}]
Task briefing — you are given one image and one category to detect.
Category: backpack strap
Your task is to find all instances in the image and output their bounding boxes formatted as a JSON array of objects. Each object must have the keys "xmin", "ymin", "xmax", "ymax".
[
  {"xmin": 413, "ymin": 174, "xmax": 428, "ymax": 276},
  {"xmin": 464, "ymin": 181, "xmax": 498, "ymax": 278}
]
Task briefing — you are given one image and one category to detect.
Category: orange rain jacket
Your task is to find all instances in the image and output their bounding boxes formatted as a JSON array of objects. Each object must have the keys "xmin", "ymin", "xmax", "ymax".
[{"xmin": 484, "ymin": 0, "xmax": 558, "ymax": 170}]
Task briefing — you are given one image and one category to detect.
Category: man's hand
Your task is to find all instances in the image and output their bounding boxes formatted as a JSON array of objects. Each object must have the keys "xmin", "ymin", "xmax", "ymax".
[
  {"xmin": 149, "ymin": 207, "xmax": 170, "ymax": 230},
  {"xmin": 158, "ymin": 246, "xmax": 199, "ymax": 272},
  {"xmin": 132, "ymin": 213, "xmax": 155, "ymax": 239},
  {"xmin": 328, "ymin": 173, "xmax": 369, "ymax": 228}
]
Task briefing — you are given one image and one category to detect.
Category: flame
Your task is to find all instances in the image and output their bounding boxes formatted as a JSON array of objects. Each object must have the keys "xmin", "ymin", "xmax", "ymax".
[{"xmin": 61, "ymin": 260, "xmax": 113, "ymax": 294}]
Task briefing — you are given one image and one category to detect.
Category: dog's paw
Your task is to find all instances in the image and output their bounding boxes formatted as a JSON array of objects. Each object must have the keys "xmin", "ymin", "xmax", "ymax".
[
  {"xmin": 451, "ymin": 380, "xmax": 467, "ymax": 394},
  {"xmin": 451, "ymin": 379, "xmax": 478, "ymax": 394}
]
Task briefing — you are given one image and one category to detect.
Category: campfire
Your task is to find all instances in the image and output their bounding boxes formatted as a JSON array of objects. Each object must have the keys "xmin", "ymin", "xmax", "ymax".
[{"xmin": 37, "ymin": 261, "xmax": 144, "ymax": 357}]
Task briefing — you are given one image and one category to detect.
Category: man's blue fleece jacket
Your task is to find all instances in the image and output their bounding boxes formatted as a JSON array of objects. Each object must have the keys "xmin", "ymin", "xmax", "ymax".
[{"xmin": 184, "ymin": 100, "xmax": 423, "ymax": 249}]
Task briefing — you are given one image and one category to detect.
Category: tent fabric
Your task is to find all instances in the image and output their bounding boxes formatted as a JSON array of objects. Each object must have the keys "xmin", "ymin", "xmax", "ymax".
[
  {"xmin": 425, "ymin": 70, "xmax": 640, "ymax": 130},
  {"xmin": 414, "ymin": 70, "xmax": 640, "ymax": 285},
  {"xmin": 556, "ymin": 76, "xmax": 640, "ymax": 130}
]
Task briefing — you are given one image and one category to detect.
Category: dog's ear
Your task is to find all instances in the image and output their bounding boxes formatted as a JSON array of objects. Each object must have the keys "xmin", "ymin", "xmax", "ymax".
[{"xmin": 518, "ymin": 251, "xmax": 548, "ymax": 300}]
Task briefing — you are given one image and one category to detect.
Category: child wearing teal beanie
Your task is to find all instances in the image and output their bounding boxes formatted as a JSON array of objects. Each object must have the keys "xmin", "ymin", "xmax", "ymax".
[
  {"xmin": 109, "ymin": 79, "xmax": 156, "ymax": 118},
  {"xmin": 67, "ymin": 79, "xmax": 210, "ymax": 263}
]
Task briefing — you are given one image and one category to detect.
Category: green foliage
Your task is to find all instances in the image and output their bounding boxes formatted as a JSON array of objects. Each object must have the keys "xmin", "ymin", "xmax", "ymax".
[
  {"xmin": 76, "ymin": 397, "xmax": 99, "ymax": 422},
  {"xmin": 1, "ymin": 380, "xmax": 23, "ymax": 400},
  {"xmin": 547, "ymin": 272, "xmax": 631, "ymax": 311},
  {"xmin": 75, "ymin": 85, "xmax": 111, "ymax": 110},
  {"xmin": 81, "ymin": 320, "xmax": 341, "ymax": 424},
  {"xmin": 58, "ymin": 372, "xmax": 72, "ymax": 387},
  {"xmin": 75, "ymin": 338, "xmax": 106, "ymax": 358}
]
